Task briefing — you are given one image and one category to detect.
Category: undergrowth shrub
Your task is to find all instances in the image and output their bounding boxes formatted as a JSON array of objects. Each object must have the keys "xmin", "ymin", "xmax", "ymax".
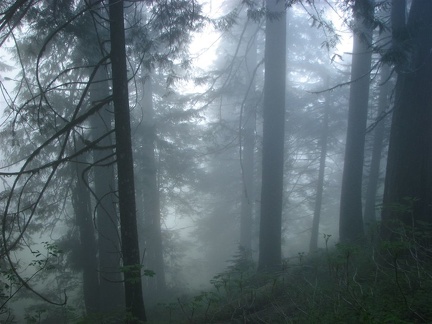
[
  {"xmin": 149, "ymin": 222, "xmax": 432, "ymax": 323},
  {"xmin": 171, "ymin": 228, "xmax": 432, "ymax": 323}
]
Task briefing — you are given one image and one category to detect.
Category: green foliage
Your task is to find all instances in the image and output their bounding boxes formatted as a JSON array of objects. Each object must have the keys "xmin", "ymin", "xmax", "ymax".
[
  {"xmin": 24, "ymin": 304, "xmax": 79, "ymax": 324},
  {"xmin": 24, "ymin": 308, "xmax": 46, "ymax": 324},
  {"xmin": 120, "ymin": 264, "xmax": 156, "ymax": 284},
  {"xmin": 75, "ymin": 309, "xmax": 130, "ymax": 324},
  {"xmin": 155, "ymin": 231, "xmax": 432, "ymax": 323},
  {"xmin": 29, "ymin": 241, "xmax": 63, "ymax": 271},
  {"xmin": 211, "ymin": 7, "xmax": 239, "ymax": 31},
  {"xmin": 143, "ymin": 269, "xmax": 156, "ymax": 278}
]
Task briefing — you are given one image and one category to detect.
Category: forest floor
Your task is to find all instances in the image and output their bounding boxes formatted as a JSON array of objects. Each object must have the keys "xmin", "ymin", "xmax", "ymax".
[{"xmin": 149, "ymin": 228, "xmax": 432, "ymax": 323}]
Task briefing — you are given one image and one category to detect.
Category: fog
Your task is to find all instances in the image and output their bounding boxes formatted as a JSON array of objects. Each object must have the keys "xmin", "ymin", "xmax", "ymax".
[{"xmin": 1, "ymin": 0, "xmax": 431, "ymax": 323}]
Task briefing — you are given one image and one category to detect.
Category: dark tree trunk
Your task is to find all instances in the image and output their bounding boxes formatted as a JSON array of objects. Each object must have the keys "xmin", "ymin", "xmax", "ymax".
[
  {"xmin": 72, "ymin": 142, "xmax": 100, "ymax": 314},
  {"xmin": 363, "ymin": 63, "xmax": 390, "ymax": 228},
  {"xmin": 137, "ymin": 76, "xmax": 166, "ymax": 299},
  {"xmin": 240, "ymin": 19, "xmax": 258, "ymax": 253},
  {"xmin": 90, "ymin": 61, "xmax": 125, "ymax": 313},
  {"xmin": 108, "ymin": 0, "xmax": 146, "ymax": 321},
  {"xmin": 257, "ymin": 0, "xmax": 286, "ymax": 272},
  {"xmin": 381, "ymin": 0, "xmax": 432, "ymax": 238},
  {"xmin": 78, "ymin": 0, "xmax": 125, "ymax": 310},
  {"xmin": 309, "ymin": 85, "xmax": 329, "ymax": 253},
  {"xmin": 339, "ymin": 0, "xmax": 374, "ymax": 243}
]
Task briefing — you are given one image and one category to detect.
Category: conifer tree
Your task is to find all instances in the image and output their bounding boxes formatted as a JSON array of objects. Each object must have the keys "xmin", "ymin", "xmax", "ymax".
[{"xmin": 258, "ymin": 0, "xmax": 286, "ymax": 271}]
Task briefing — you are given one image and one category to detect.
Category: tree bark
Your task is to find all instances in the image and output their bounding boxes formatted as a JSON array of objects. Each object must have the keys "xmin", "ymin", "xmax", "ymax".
[
  {"xmin": 381, "ymin": 0, "xmax": 432, "ymax": 238},
  {"xmin": 108, "ymin": 0, "xmax": 146, "ymax": 321},
  {"xmin": 258, "ymin": 0, "xmax": 286, "ymax": 272},
  {"xmin": 83, "ymin": 0, "xmax": 125, "ymax": 309},
  {"xmin": 72, "ymin": 141, "xmax": 100, "ymax": 314},
  {"xmin": 363, "ymin": 63, "xmax": 390, "ymax": 227},
  {"xmin": 137, "ymin": 76, "xmax": 166, "ymax": 299},
  {"xmin": 90, "ymin": 67, "xmax": 125, "ymax": 311},
  {"xmin": 309, "ymin": 83, "xmax": 329, "ymax": 253},
  {"xmin": 74, "ymin": 0, "xmax": 125, "ymax": 311},
  {"xmin": 240, "ymin": 19, "xmax": 258, "ymax": 253},
  {"xmin": 339, "ymin": 0, "xmax": 374, "ymax": 243}
]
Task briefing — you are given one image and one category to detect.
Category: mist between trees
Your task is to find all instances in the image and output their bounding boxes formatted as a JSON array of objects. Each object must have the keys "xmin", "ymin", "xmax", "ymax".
[{"xmin": 0, "ymin": 0, "xmax": 431, "ymax": 323}]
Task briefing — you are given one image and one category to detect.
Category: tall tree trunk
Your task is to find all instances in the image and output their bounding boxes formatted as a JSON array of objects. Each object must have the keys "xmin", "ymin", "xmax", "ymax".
[
  {"xmin": 339, "ymin": 0, "xmax": 374, "ymax": 243},
  {"xmin": 108, "ymin": 0, "xmax": 146, "ymax": 321},
  {"xmin": 258, "ymin": 0, "xmax": 286, "ymax": 272},
  {"xmin": 363, "ymin": 63, "xmax": 390, "ymax": 228},
  {"xmin": 240, "ymin": 19, "xmax": 258, "ymax": 253},
  {"xmin": 90, "ymin": 68, "xmax": 125, "ymax": 311},
  {"xmin": 72, "ymin": 141, "xmax": 99, "ymax": 314},
  {"xmin": 84, "ymin": 0, "xmax": 124, "ymax": 310},
  {"xmin": 381, "ymin": 0, "xmax": 432, "ymax": 238},
  {"xmin": 309, "ymin": 84, "xmax": 329, "ymax": 253},
  {"xmin": 137, "ymin": 76, "xmax": 166, "ymax": 299}
]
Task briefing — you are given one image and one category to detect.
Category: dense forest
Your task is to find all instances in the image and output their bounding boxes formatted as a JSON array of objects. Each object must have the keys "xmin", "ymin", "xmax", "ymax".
[{"xmin": 0, "ymin": 0, "xmax": 431, "ymax": 323}]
